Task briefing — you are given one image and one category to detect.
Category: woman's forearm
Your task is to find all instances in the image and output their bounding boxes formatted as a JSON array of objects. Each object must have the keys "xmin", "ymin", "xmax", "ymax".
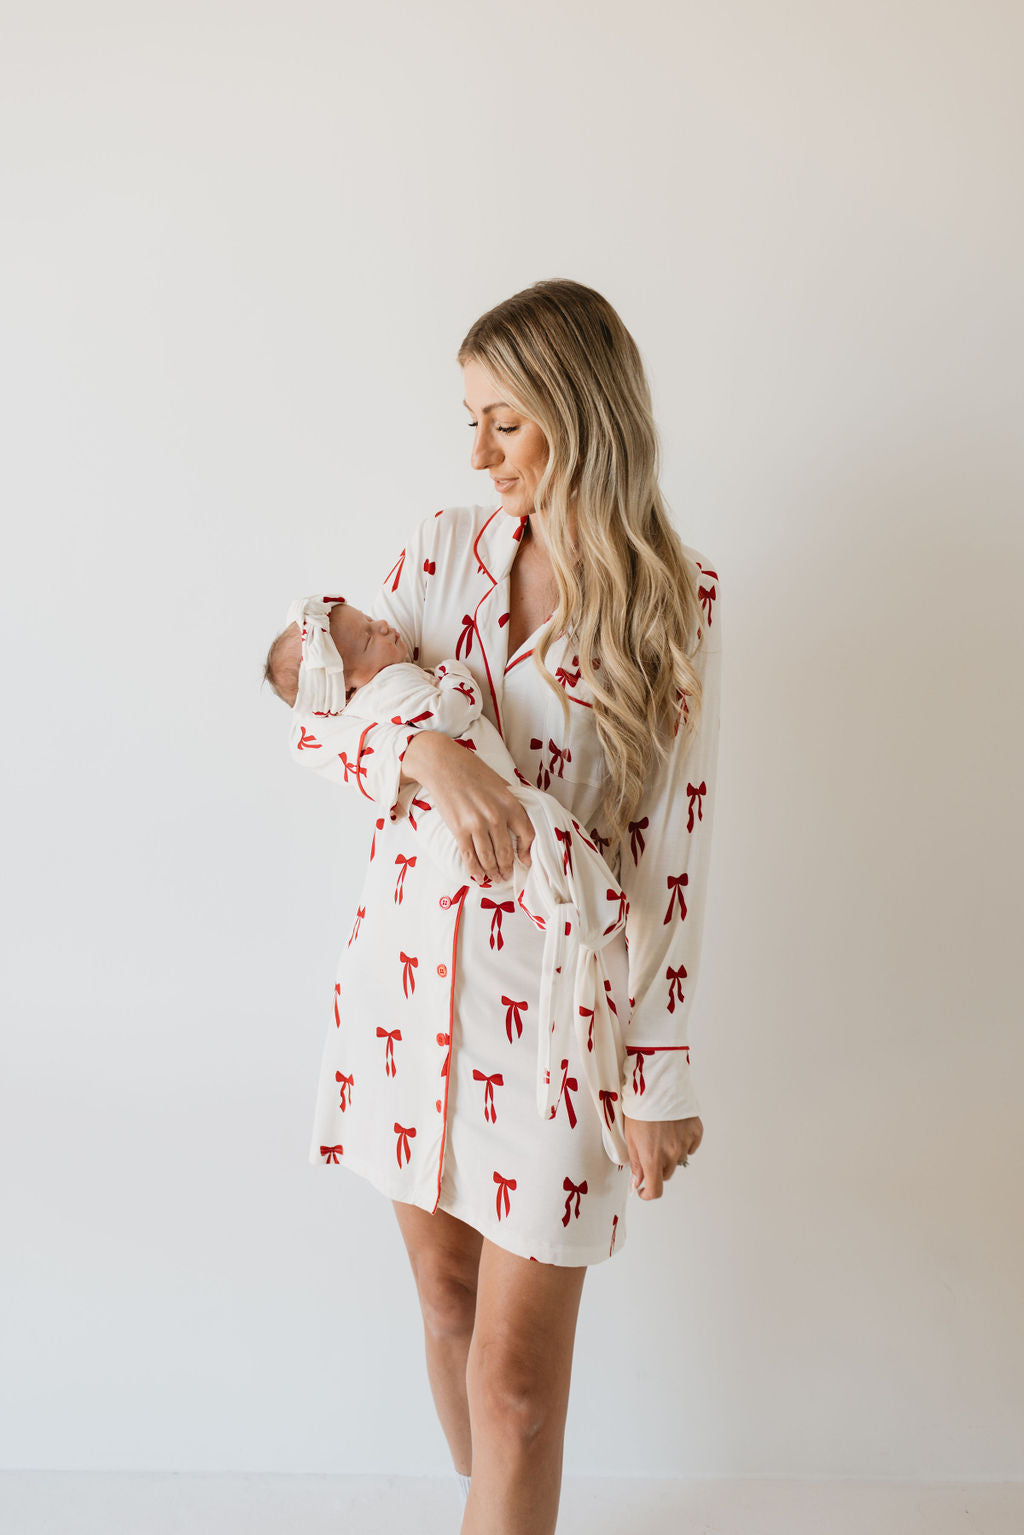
[
  {"xmin": 400, "ymin": 729, "xmax": 452, "ymax": 790},
  {"xmin": 398, "ymin": 729, "xmax": 535, "ymax": 884}
]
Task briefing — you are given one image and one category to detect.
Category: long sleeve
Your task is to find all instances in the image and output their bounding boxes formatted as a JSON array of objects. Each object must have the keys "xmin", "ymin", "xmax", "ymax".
[
  {"xmin": 616, "ymin": 564, "xmax": 723, "ymax": 1121},
  {"xmin": 285, "ymin": 516, "xmax": 434, "ymax": 820}
]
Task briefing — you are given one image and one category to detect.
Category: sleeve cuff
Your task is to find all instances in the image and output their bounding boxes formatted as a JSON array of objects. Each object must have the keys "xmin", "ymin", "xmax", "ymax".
[{"xmin": 620, "ymin": 1049, "xmax": 701, "ymax": 1121}]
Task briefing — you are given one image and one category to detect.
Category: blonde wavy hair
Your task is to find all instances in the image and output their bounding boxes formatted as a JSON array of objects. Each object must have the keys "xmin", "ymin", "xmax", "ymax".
[{"xmin": 458, "ymin": 278, "xmax": 707, "ymax": 852}]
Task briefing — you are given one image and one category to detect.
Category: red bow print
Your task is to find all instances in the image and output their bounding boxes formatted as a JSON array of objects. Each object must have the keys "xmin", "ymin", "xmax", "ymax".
[
  {"xmin": 547, "ymin": 739, "xmax": 572, "ymax": 779},
  {"xmin": 339, "ymin": 752, "xmax": 366, "ymax": 785},
  {"xmin": 529, "ymin": 739, "xmax": 551, "ymax": 790},
  {"xmin": 562, "ymin": 1176, "xmax": 588, "ymax": 1226},
  {"xmin": 555, "ymin": 654, "xmax": 581, "ymax": 689},
  {"xmin": 579, "ymin": 1005, "xmax": 595, "ymax": 1052},
  {"xmin": 296, "ymin": 727, "xmax": 321, "ymax": 750},
  {"xmin": 627, "ymin": 1047, "xmax": 654, "ymax": 1095},
  {"xmin": 555, "ymin": 826, "xmax": 574, "ymax": 877},
  {"xmin": 473, "ymin": 1069, "xmax": 503, "ymax": 1123},
  {"xmin": 666, "ymin": 964, "xmax": 687, "ymax": 1012},
  {"xmin": 609, "ymin": 1213, "xmax": 619, "ymax": 1255},
  {"xmin": 503, "ymin": 995, "xmax": 528, "ymax": 1042},
  {"xmin": 627, "ymin": 817, "xmax": 649, "ymax": 865},
  {"xmin": 370, "ymin": 816, "xmax": 385, "ymax": 861},
  {"xmin": 493, "ymin": 1170, "xmax": 517, "ymax": 1220},
  {"xmin": 377, "ymin": 1027, "xmax": 402, "ymax": 1077},
  {"xmin": 686, "ymin": 781, "xmax": 706, "ymax": 832},
  {"xmin": 664, "ymin": 872, "xmax": 688, "ymax": 924},
  {"xmin": 603, "ymin": 977, "xmax": 618, "ymax": 1017},
  {"xmin": 556, "ymin": 1058, "xmax": 578, "ymax": 1129},
  {"xmin": 335, "ymin": 1071, "xmax": 353, "ymax": 1110},
  {"xmin": 423, "ymin": 559, "xmax": 436, "ymax": 575},
  {"xmin": 599, "ymin": 1088, "xmax": 618, "ymax": 1127},
  {"xmin": 481, "ymin": 899, "xmax": 514, "ymax": 950},
  {"xmin": 394, "ymin": 1121, "xmax": 416, "ymax": 1167},
  {"xmin": 454, "ymin": 681, "xmax": 476, "ymax": 704},
  {"xmin": 384, "ymin": 548, "xmax": 406, "ymax": 592},
  {"xmin": 394, "ymin": 855, "xmax": 416, "ymax": 905},
  {"xmin": 456, "ymin": 614, "xmax": 476, "ymax": 659},
  {"xmin": 408, "ymin": 796, "xmax": 432, "ymax": 832},
  {"xmin": 320, "ymin": 1144, "xmax": 343, "ymax": 1163},
  {"xmin": 348, "ymin": 907, "xmax": 365, "ymax": 947},
  {"xmin": 400, "ymin": 951, "xmax": 418, "ymax": 996},
  {"xmin": 696, "ymin": 566, "xmax": 718, "ymax": 626},
  {"xmin": 589, "ymin": 826, "xmax": 611, "ymax": 856},
  {"xmin": 604, "ymin": 888, "xmax": 628, "ymax": 935},
  {"xmin": 333, "ymin": 982, "xmax": 342, "ymax": 1027}
]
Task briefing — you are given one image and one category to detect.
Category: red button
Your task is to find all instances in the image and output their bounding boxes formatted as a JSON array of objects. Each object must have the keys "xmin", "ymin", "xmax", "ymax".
[
  {"xmin": 437, "ymin": 963, "xmax": 447, "ymax": 978},
  {"xmin": 439, "ymin": 896, "xmax": 451, "ymax": 910}
]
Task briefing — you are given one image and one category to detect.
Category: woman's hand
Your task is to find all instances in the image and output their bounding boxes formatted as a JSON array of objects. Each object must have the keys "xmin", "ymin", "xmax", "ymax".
[
  {"xmin": 402, "ymin": 733, "xmax": 535, "ymax": 885},
  {"xmin": 622, "ymin": 1115, "xmax": 703, "ymax": 1200}
]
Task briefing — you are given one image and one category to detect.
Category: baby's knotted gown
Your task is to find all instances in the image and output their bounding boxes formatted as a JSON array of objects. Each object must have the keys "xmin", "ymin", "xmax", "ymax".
[{"xmin": 284, "ymin": 505, "xmax": 722, "ymax": 1266}]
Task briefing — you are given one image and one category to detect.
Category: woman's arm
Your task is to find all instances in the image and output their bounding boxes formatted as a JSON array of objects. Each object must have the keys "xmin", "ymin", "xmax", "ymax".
[
  {"xmin": 617, "ymin": 568, "xmax": 724, "ymax": 1125},
  {"xmin": 401, "ymin": 733, "xmax": 536, "ymax": 884}
]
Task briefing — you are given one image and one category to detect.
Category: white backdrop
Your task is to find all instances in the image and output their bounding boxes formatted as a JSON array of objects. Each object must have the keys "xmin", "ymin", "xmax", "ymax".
[{"xmin": 1, "ymin": 0, "xmax": 1021, "ymax": 1481}]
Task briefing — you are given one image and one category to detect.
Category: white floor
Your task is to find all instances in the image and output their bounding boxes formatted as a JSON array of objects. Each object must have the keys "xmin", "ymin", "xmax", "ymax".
[{"xmin": 1, "ymin": 1473, "xmax": 1021, "ymax": 1535}]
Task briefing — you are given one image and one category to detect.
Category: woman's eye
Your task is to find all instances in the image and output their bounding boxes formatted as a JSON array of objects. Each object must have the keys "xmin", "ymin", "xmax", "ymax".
[{"xmin": 496, "ymin": 425, "xmax": 518, "ymax": 434}]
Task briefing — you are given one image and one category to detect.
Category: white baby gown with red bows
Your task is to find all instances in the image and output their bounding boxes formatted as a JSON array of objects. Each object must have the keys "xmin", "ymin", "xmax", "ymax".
[{"xmin": 288, "ymin": 504, "xmax": 722, "ymax": 1266}]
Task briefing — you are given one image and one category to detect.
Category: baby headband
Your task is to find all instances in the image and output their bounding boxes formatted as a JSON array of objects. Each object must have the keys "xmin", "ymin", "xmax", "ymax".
[{"xmin": 284, "ymin": 595, "xmax": 347, "ymax": 716}]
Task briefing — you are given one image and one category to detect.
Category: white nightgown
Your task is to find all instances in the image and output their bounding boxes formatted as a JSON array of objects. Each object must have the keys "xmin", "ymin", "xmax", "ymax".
[{"xmin": 287, "ymin": 504, "xmax": 722, "ymax": 1266}]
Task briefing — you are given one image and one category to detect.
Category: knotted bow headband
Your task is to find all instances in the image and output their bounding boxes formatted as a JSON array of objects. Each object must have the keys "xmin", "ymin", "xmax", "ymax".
[{"xmin": 284, "ymin": 595, "xmax": 348, "ymax": 716}]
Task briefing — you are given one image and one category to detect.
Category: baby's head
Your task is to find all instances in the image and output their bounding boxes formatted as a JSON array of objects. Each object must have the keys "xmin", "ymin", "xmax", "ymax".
[{"xmin": 264, "ymin": 598, "xmax": 409, "ymax": 709}]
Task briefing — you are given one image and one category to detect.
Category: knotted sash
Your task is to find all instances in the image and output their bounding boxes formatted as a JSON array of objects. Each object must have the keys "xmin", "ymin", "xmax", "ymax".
[{"xmin": 509, "ymin": 795, "xmax": 630, "ymax": 1168}]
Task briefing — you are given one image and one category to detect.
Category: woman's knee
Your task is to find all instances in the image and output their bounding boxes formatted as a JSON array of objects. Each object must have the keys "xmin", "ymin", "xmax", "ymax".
[
  {"xmin": 393, "ymin": 1204, "xmax": 481, "ymax": 1340},
  {"xmin": 466, "ymin": 1333, "xmax": 564, "ymax": 1446},
  {"xmin": 416, "ymin": 1263, "xmax": 478, "ymax": 1341}
]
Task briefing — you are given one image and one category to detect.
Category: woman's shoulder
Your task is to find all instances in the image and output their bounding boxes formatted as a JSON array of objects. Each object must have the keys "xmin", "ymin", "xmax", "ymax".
[
  {"xmin": 678, "ymin": 541, "xmax": 722, "ymax": 647},
  {"xmin": 412, "ymin": 503, "xmax": 497, "ymax": 547},
  {"xmin": 679, "ymin": 540, "xmax": 720, "ymax": 586}
]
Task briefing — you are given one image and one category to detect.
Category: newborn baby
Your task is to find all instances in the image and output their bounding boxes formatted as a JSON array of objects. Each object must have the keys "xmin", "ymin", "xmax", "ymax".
[{"xmin": 264, "ymin": 594, "xmax": 633, "ymax": 1160}]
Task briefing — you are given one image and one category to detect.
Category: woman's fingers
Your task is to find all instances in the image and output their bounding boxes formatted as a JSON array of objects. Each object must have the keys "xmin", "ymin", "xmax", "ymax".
[
  {"xmin": 472, "ymin": 828, "xmax": 504, "ymax": 884},
  {"xmin": 624, "ymin": 1116, "xmax": 703, "ymax": 1200},
  {"xmin": 509, "ymin": 805, "xmax": 536, "ymax": 867},
  {"xmin": 423, "ymin": 743, "xmax": 536, "ymax": 881}
]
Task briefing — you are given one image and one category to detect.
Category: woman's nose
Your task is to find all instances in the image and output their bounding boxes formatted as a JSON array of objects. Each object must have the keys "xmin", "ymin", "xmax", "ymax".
[{"xmin": 470, "ymin": 427, "xmax": 500, "ymax": 472}]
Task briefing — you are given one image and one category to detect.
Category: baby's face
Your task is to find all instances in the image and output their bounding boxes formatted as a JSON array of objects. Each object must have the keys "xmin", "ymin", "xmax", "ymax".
[{"xmin": 329, "ymin": 603, "xmax": 409, "ymax": 694}]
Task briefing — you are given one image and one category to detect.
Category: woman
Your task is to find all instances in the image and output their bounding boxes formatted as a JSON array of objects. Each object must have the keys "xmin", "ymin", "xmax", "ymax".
[{"xmin": 286, "ymin": 278, "xmax": 722, "ymax": 1534}]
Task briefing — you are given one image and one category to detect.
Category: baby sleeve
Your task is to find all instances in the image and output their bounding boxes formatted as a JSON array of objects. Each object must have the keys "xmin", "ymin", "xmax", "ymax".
[
  {"xmin": 285, "ymin": 514, "xmax": 436, "ymax": 820},
  {"xmin": 616, "ymin": 561, "xmax": 723, "ymax": 1122},
  {"xmin": 428, "ymin": 660, "xmax": 484, "ymax": 736}
]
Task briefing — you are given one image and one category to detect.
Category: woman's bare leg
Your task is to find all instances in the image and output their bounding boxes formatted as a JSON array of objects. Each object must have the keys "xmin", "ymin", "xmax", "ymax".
[
  {"xmin": 392, "ymin": 1201, "xmax": 483, "ymax": 1475},
  {"xmin": 462, "ymin": 1240, "xmax": 586, "ymax": 1535}
]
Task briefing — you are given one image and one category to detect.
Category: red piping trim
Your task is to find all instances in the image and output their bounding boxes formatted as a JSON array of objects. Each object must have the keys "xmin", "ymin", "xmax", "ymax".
[
  {"xmin": 354, "ymin": 724, "xmax": 376, "ymax": 801},
  {"xmin": 432, "ymin": 884, "xmax": 471, "ymax": 1212},
  {"xmin": 625, "ymin": 1044, "xmax": 692, "ymax": 1052},
  {"xmin": 471, "ymin": 507, "xmax": 502, "ymax": 584}
]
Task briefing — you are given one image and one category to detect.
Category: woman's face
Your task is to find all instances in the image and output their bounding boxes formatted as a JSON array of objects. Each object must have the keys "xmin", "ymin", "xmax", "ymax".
[{"xmin": 462, "ymin": 357, "xmax": 549, "ymax": 520}]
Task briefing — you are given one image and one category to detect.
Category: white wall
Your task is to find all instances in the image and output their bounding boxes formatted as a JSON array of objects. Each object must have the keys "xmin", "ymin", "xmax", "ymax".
[{"xmin": 1, "ymin": 0, "xmax": 1021, "ymax": 1479}]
